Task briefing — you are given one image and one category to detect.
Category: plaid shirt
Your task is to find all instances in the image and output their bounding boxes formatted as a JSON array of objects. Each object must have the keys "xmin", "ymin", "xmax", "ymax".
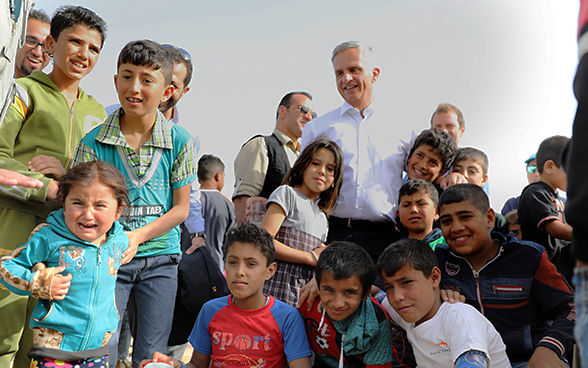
[{"xmin": 73, "ymin": 108, "xmax": 196, "ymax": 183}]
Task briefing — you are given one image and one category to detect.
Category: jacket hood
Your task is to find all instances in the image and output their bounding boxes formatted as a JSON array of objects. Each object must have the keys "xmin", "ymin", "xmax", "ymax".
[{"xmin": 46, "ymin": 209, "xmax": 124, "ymax": 245}]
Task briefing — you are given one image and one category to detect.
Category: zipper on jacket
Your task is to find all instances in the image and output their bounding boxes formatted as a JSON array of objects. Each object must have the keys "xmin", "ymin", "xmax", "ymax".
[
  {"xmin": 64, "ymin": 100, "xmax": 77, "ymax": 170},
  {"xmin": 492, "ymin": 285, "xmax": 524, "ymax": 293},
  {"xmin": 81, "ymin": 246, "xmax": 101, "ymax": 349}
]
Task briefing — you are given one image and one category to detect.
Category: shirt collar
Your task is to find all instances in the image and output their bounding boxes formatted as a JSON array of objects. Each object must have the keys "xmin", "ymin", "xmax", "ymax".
[
  {"xmin": 339, "ymin": 99, "xmax": 376, "ymax": 120},
  {"xmin": 273, "ymin": 128, "xmax": 299, "ymax": 151},
  {"xmin": 97, "ymin": 108, "xmax": 174, "ymax": 149}
]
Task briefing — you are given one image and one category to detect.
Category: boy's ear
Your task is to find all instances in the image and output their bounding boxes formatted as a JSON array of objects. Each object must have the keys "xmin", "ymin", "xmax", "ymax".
[
  {"xmin": 44, "ymin": 35, "xmax": 55, "ymax": 54},
  {"xmin": 543, "ymin": 160, "xmax": 555, "ymax": 174},
  {"xmin": 214, "ymin": 171, "xmax": 222, "ymax": 182},
  {"xmin": 113, "ymin": 75, "xmax": 119, "ymax": 92},
  {"xmin": 481, "ymin": 174, "xmax": 489, "ymax": 186},
  {"xmin": 433, "ymin": 208, "xmax": 439, "ymax": 221},
  {"xmin": 430, "ymin": 266, "xmax": 441, "ymax": 288},
  {"xmin": 266, "ymin": 262, "xmax": 277, "ymax": 281},
  {"xmin": 486, "ymin": 207, "xmax": 496, "ymax": 230},
  {"xmin": 160, "ymin": 84, "xmax": 174, "ymax": 103}
]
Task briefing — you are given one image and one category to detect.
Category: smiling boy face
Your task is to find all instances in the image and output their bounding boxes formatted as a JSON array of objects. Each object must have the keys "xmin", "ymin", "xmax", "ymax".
[
  {"xmin": 452, "ymin": 158, "xmax": 488, "ymax": 187},
  {"xmin": 397, "ymin": 189, "xmax": 438, "ymax": 239},
  {"xmin": 406, "ymin": 144, "xmax": 443, "ymax": 182},
  {"xmin": 438, "ymin": 200, "xmax": 497, "ymax": 270},
  {"xmin": 319, "ymin": 270, "xmax": 366, "ymax": 321}
]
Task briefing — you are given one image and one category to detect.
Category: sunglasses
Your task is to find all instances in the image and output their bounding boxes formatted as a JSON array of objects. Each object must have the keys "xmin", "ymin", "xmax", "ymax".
[
  {"xmin": 297, "ymin": 105, "xmax": 318, "ymax": 119},
  {"xmin": 162, "ymin": 44, "xmax": 192, "ymax": 61},
  {"xmin": 526, "ymin": 165, "xmax": 537, "ymax": 174}
]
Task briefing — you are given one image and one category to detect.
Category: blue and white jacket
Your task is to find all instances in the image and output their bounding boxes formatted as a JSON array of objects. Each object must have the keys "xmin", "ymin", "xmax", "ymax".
[{"xmin": 0, "ymin": 209, "xmax": 127, "ymax": 352}]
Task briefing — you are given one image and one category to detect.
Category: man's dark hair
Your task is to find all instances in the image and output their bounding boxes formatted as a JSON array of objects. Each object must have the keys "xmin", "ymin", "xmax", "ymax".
[
  {"xmin": 398, "ymin": 179, "xmax": 439, "ymax": 208},
  {"xmin": 408, "ymin": 128, "xmax": 458, "ymax": 174},
  {"xmin": 316, "ymin": 241, "xmax": 375, "ymax": 299},
  {"xmin": 29, "ymin": 9, "xmax": 50, "ymax": 24},
  {"xmin": 167, "ymin": 46, "xmax": 193, "ymax": 87},
  {"xmin": 536, "ymin": 135, "xmax": 570, "ymax": 174},
  {"xmin": 438, "ymin": 183, "xmax": 489, "ymax": 214},
  {"xmin": 376, "ymin": 238, "xmax": 438, "ymax": 279},
  {"xmin": 453, "ymin": 147, "xmax": 489, "ymax": 176},
  {"xmin": 51, "ymin": 5, "xmax": 107, "ymax": 48},
  {"xmin": 197, "ymin": 154, "xmax": 225, "ymax": 182},
  {"xmin": 117, "ymin": 40, "xmax": 173, "ymax": 85},
  {"xmin": 223, "ymin": 224, "xmax": 275, "ymax": 266},
  {"xmin": 276, "ymin": 91, "xmax": 313, "ymax": 120}
]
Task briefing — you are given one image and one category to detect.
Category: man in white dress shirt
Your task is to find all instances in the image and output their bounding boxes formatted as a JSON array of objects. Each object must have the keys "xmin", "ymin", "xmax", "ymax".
[{"xmin": 301, "ymin": 41, "xmax": 413, "ymax": 261}]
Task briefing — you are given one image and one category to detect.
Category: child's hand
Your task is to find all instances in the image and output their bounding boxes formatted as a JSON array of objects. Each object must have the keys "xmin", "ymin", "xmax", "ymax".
[
  {"xmin": 439, "ymin": 172, "xmax": 467, "ymax": 190},
  {"xmin": 28, "ymin": 155, "xmax": 66, "ymax": 180},
  {"xmin": 299, "ymin": 277, "xmax": 322, "ymax": 312},
  {"xmin": 122, "ymin": 231, "xmax": 140, "ymax": 264},
  {"xmin": 50, "ymin": 266, "xmax": 72, "ymax": 300},
  {"xmin": 440, "ymin": 289, "xmax": 466, "ymax": 303},
  {"xmin": 140, "ymin": 351, "xmax": 178, "ymax": 368}
]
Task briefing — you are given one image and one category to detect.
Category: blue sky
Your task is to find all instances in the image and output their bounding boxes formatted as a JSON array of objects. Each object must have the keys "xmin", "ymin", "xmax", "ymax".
[{"xmin": 35, "ymin": 0, "xmax": 580, "ymax": 208}]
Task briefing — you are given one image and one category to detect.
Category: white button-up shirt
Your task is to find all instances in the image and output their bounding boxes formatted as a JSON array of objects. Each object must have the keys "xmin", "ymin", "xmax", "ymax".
[{"xmin": 301, "ymin": 99, "xmax": 415, "ymax": 223}]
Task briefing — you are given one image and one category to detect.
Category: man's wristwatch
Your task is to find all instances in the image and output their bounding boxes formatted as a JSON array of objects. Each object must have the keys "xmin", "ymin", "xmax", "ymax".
[{"xmin": 190, "ymin": 232, "xmax": 206, "ymax": 241}]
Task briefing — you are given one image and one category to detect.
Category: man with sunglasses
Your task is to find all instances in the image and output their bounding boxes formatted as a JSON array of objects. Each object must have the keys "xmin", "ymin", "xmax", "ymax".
[
  {"xmin": 232, "ymin": 91, "xmax": 316, "ymax": 225},
  {"xmin": 14, "ymin": 9, "xmax": 51, "ymax": 79}
]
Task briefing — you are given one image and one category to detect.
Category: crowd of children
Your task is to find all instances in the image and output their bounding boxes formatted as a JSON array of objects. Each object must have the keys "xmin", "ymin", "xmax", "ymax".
[{"xmin": 0, "ymin": 4, "xmax": 579, "ymax": 368}]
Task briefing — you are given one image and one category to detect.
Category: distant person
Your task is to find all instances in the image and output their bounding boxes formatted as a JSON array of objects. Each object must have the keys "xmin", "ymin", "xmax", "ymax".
[
  {"xmin": 232, "ymin": 91, "xmax": 316, "ymax": 225},
  {"xmin": 501, "ymin": 153, "xmax": 539, "ymax": 216},
  {"xmin": 0, "ymin": 6, "xmax": 108, "ymax": 367},
  {"xmin": 260, "ymin": 138, "xmax": 343, "ymax": 307},
  {"xmin": 194, "ymin": 154, "xmax": 236, "ymax": 270},
  {"xmin": 448, "ymin": 147, "xmax": 509, "ymax": 234},
  {"xmin": 430, "ymin": 102, "xmax": 465, "ymax": 146},
  {"xmin": 300, "ymin": 241, "xmax": 416, "ymax": 368},
  {"xmin": 396, "ymin": 179, "xmax": 445, "ymax": 249},
  {"xmin": 504, "ymin": 209, "xmax": 522, "ymax": 240},
  {"xmin": 518, "ymin": 136, "xmax": 574, "ymax": 282},
  {"xmin": 301, "ymin": 40, "xmax": 414, "ymax": 261},
  {"xmin": 73, "ymin": 39, "xmax": 197, "ymax": 367},
  {"xmin": 14, "ymin": 9, "xmax": 51, "ymax": 78},
  {"xmin": 377, "ymin": 238, "xmax": 510, "ymax": 368},
  {"xmin": 141, "ymin": 224, "xmax": 312, "ymax": 368},
  {"xmin": 437, "ymin": 184, "xmax": 575, "ymax": 366},
  {"xmin": 167, "ymin": 154, "xmax": 235, "ymax": 360},
  {"xmin": 0, "ymin": 161, "xmax": 129, "ymax": 368}
]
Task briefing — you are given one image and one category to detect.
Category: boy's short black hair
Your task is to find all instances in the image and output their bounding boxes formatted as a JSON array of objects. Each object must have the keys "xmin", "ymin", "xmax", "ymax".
[
  {"xmin": 376, "ymin": 238, "xmax": 438, "ymax": 279},
  {"xmin": 438, "ymin": 183, "xmax": 489, "ymax": 215},
  {"xmin": 198, "ymin": 154, "xmax": 225, "ymax": 182},
  {"xmin": 315, "ymin": 241, "xmax": 375, "ymax": 299},
  {"xmin": 51, "ymin": 5, "xmax": 107, "ymax": 48},
  {"xmin": 223, "ymin": 224, "xmax": 275, "ymax": 266},
  {"xmin": 536, "ymin": 135, "xmax": 570, "ymax": 174},
  {"xmin": 453, "ymin": 147, "xmax": 489, "ymax": 176},
  {"xmin": 117, "ymin": 40, "xmax": 174, "ymax": 85},
  {"xmin": 408, "ymin": 128, "xmax": 458, "ymax": 174},
  {"xmin": 398, "ymin": 179, "xmax": 439, "ymax": 207},
  {"xmin": 504, "ymin": 209, "xmax": 518, "ymax": 226}
]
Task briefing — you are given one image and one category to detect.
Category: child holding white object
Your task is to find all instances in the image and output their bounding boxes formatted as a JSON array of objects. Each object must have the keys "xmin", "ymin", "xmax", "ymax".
[{"xmin": 0, "ymin": 160, "xmax": 129, "ymax": 367}]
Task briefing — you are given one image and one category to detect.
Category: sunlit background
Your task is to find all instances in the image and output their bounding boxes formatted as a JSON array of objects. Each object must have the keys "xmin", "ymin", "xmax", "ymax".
[{"xmin": 34, "ymin": 0, "xmax": 580, "ymax": 210}]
